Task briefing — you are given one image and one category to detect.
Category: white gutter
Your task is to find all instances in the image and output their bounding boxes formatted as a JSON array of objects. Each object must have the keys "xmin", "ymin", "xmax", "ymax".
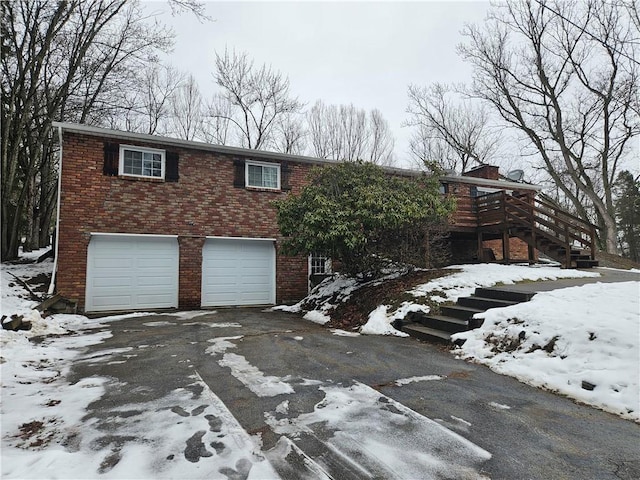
[
  {"xmin": 50, "ymin": 121, "xmax": 421, "ymax": 177},
  {"xmin": 47, "ymin": 125, "xmax": 63, "ymax": 295}
]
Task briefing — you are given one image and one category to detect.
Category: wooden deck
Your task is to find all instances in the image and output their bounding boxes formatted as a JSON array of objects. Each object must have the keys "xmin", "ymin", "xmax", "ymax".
[{"xmin": 473, "ymin": 192, "xmax": 598, "ymax": 268}]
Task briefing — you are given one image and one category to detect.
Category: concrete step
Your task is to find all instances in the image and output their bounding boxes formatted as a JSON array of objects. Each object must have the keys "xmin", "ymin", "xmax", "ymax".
[
  {"xmin": 474, "ymin": 287, "xmax": 536, "ymax": 303},
  {"xmin": 576, "ymin": 259, "xmax": 599, "ymax": 268},
  {"xmin": 415, "ymin": 314, "xmax": 471, "ymax": 333},
  {"xmin": 402, "ymin": 324, "xmax": 452, "ymax": 343},
  {"xmin": 458, "ymin": 296, "xmax": 519, "ymax": 311},
  {"xmin": 440, "ymin": 304, "xmax": 484, "ymax": 321}
]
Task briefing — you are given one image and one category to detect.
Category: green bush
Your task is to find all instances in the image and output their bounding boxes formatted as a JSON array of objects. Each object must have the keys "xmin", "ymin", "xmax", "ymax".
[{"xmin": 274, "ymin": 162, "xmax": 455, "ymax": 277}]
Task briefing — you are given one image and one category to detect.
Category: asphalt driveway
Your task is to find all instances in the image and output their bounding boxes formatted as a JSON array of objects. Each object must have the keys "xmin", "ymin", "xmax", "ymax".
[{"xmin": 68, "ymin": 308, "xmax": 639, "ymax": 479}]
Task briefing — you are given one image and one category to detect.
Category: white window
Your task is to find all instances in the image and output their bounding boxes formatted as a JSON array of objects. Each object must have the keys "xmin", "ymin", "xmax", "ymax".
[
  {"xmin": 310, "ymin": 253, "xmax": 332, "ymax": 275},
  {"xmin": 119, "ymin": 145, "xmax": 165, "ymax": 179},
  {"xmin": 246, "ymin": 161, "xmax": 280, "ymax": 190}
]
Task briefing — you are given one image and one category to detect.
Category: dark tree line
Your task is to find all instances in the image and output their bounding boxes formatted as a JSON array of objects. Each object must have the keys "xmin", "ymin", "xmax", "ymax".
[
  {"xmin": 1, "ymin": 0, "xmax": 203, "ymax": 261},
  {"xmin": 615, "ymin": 170, "xmax": 640, "ymax": 261},
  {"xmin": 1, "ymin": 5, "xmax": 398, "ymax": 262}
]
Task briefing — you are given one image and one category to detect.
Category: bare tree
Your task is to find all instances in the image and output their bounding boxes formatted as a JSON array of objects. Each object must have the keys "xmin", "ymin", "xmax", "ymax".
[
  {"xmin": 306, "ymin": 100, "xmax": 395, "ymax": 164},
  {"xmin": 339, "ymin": 104, "xmax": 369, "ymax": 160},
  {"xmin": 307, "ymin": 100, "xmax": 338, "ymax": 159},
  {"xmin": 405, "ymin": 83, "xmax": 502, "ymax": 173},
  {"xmin": 1, "ymin": 0, "xmax": 204, "ymax": 260},
  {"xmin": 199, "ymin": 93, "xmax": 232, "ymax": 145},
  {"xmin": 408, "ymin": 127, "xmax": 462, "ymax": 172},
  {"xmin": 368, "ymin": 109, "xmax": 395, "ymax": 166},
  {"xmin": 271, "ymin": 113, "xmax": 307, "ymax": 155},
  {"xmin": 210, "ymin": 49, "xmax": 303, "ymax": 149},
  {"xmin": 170, "ymin": 74, "xmax": 202, "ymax": 141},
  {"xmin": 111, "ymin": 64, "xmax": 185, "ymax": 135},
  {"xmin": 458, "ymin": 0, "xmax": 640, "ymax": 253}
]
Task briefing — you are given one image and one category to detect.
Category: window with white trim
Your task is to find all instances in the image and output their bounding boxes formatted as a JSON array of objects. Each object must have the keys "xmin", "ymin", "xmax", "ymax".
[
  {"xmin": 119, "ymin": 145, "xmax": 165, "ymax": 179},
  {"xmin": 246, "ymin": 161, "xmax": 280, "ymax": 189},
  {"xmin": 310, "ymin": 253, "xmax": 332, "ymax": 275}
]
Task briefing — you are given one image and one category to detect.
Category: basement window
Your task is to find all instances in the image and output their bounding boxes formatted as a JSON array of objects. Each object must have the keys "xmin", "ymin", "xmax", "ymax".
[
  {"xmin": 246, "ymin": 161, "xmax": 280, "ymax": 190},
  {"xmin": 119, "ymin": 145, "xmax": 165, "ymax": 179},
  {"xmin": 310, "ymin": 253, "xmax": 332, "ymax": 275}
]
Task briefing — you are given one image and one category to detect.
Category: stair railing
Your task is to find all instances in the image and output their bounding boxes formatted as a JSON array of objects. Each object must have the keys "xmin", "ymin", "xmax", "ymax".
[{"xmin": 475, "ymin": 191, "xmax": 598, "ymax": 263}]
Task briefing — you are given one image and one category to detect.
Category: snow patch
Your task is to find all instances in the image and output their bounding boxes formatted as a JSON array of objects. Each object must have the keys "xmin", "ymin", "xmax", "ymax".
[
  {"xmin": 218, "ymin": 353, "xmax": 295, "ymax": 397},
  {"xmin": 330, "ymin": 329, "xmax": 360, "ymax": 337},
  {"xmin": 453, "ymin": 281, "xmax": 640, "ymax": 422},
  {"xmin": 264, "ymin": 382, "xmax": 490, "ymax": 478},
  {"xmin": 411, "ymin": 263, "xmax": 600, "ymax": 302},
  {"xmin": 205, "ymin": 336, "xmax": 243, "ymax": 356},
  {"xmin": 169, "ymin": 310, "xmax": 216, "ymax": 320},
  {"xmin": 360, "ymin": 305, "xmax": 408, "ymax": 337},
  {"xmin": 395, "ymin": 375, "xmax": 445, "ymax": 386},
  {"xmin": 303, "ymin": 310, "xmax": 330, "ymax": 325}
]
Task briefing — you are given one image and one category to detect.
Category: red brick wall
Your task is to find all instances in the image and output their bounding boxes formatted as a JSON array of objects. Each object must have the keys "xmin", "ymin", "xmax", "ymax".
[
  {"xmin": 463, "ymin": 165, "xmax": 500, "ymax": 180},
  {"xmin": 178, "ymin": 237, "xmax": 205, "ymax": 308},
  {"xmin": 483, "ymin": 237, "xmax": 538, "ymax": 262},
  {"xmin": 57, "ymin": 132, "xmax": 316, "ymax": 310}
]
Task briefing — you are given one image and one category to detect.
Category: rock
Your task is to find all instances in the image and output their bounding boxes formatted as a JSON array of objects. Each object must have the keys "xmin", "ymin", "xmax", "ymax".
[
  {"xmin": 1, "ymin": 314, "xmax": 24, "ymax": 331},
  {"xmin": 581, "ymin": 380, "xmax": 596, "ymax": 391}
]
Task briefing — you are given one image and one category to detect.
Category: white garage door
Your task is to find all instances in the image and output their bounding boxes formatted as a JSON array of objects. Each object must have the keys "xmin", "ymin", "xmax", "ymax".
[
  {"xmin": 85, "ymin": 234, "xmax": 179, "ymax": 312},
  {"xmin": 201, "ymin": 238, "xmax": 275, "ymax": 307}
]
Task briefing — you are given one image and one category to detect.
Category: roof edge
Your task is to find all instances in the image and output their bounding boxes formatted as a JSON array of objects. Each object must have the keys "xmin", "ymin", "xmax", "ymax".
[
  {"xmin": 52, "ymin": 122, "xmax": 539, "ymax": 189},
  {"xmin": 440, "ymin": 175, "xmax": 540, "ymax": 191}
]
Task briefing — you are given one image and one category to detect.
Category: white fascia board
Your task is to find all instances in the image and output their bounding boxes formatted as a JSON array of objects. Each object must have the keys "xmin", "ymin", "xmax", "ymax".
[
  {"xmin": 90, "ymin": 232, "xmax": 179, "ymax": 238},
  {"xmin": 53, "ymin": 122, "xmax": 333, "ymax": 167},
  {"xmin": 52, "ymin": 122, "xmax": 541, "ymax": 189},
  {"xmin": 51, "ymin": 122, "xmax": 428, "ymax": 177},
  {"xmin": 205, "ymin": 236, "xmax": 277, "ymax": 242}
]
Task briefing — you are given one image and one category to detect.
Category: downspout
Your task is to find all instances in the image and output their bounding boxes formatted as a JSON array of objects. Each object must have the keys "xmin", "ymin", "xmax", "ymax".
[{"xmin": 47, "ymin": 125, "xmax": 63, "ymax": 295}]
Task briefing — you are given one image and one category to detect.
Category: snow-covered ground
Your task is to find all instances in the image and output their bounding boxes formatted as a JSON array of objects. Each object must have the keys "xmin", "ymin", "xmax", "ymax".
[
  {"xmin": 1, "ymin": 256, "xmax": 279, "ymax": 479},
  {"xmin": 2, "ymin": 255, "xmax": 638, "ymax": 480},
  {"xmin": 286, "ymin": 263, "xmax": 601, "ymax": 336},
  {"xmin": 280, "ymin": 263, "xmax": 639, "ymax": 421},
  {"xmin": 1, "ymin": 256, "xmax": 492, "ymax": 479},
  {"xmin": 452, "ymin": 281, "xmax": 640, "ymax": 422}
]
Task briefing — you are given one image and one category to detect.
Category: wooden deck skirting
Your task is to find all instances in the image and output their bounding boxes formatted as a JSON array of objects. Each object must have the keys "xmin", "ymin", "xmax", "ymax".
[{"xmin": 474, "ymin": 192, "xmax": 598, "ymax": 268}]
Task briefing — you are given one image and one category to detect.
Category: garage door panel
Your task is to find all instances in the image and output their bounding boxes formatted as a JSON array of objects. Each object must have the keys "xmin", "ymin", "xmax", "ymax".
[
  {"xmin": 137, "ymin": 257, "xmax": 176, "ymax": 268},
  {"xmin": 94, "ymin": 258, "xmax": 133, "ymax": 269},
  {"xmin": 92, "ymin": 295, "xmax": 133, "ymax": 309},
  {"xmin": 91, "ymin": 276, "xmax": 134, "ymax": 288},
  {"xmin": 201, "ymin": 238, "xmax": 275, "ymax": 307},
  {"xmin": 137, "ymin": 275, "xmax": 174, "ymax": 287},
  {"xmin": 136, "ymin": 293, "xmax": 175, "ymax": 306},
  {"xmin": 86, "ymin": 235, "xmax": 178, "ymax": 312}
]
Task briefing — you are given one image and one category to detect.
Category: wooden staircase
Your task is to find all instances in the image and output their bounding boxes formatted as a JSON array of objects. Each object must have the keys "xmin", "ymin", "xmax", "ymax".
[
  {"xmin": 401, "ymin": 287, "xmax": 536, "ymax": 343},
  {"xmin": 476, "ymin": 192, "xmax": 599, "ymax": 269}
]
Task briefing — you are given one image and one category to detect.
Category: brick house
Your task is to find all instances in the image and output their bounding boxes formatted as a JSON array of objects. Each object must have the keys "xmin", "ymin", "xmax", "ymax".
[{"xmin": 52, "ymin": 123, "xmax": 569, "ymax": 313}]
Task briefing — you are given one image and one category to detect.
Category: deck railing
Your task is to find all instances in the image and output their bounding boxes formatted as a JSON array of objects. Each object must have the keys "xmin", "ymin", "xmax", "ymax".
[{"xmin": 475, "ymin": 192, "xmax": 597, "ymax": 264}]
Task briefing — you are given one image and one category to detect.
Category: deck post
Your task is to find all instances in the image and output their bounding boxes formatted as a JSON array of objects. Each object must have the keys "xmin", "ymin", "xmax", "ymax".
[
  {"xmin": 564, "ymin": 224, "xmax": 571, "ymax": 268},
  {"xmin": 502, "ymin": 228, "xmax": 510, "ymax": 264},
  {"xmin": 477, "ymin": 230, "xmax": 484, "ymax": 262}
]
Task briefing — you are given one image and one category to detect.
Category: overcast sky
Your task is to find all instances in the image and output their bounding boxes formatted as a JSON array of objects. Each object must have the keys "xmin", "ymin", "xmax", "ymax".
[{"xmin": 151, "ymin": 1, "xmax": 493, "ymax": 166}]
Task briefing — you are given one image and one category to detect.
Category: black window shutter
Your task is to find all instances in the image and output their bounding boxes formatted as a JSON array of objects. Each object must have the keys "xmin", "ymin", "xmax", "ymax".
[
  {"xmin": 166, "ymin": 152, "xmax": 179, "ymax": 182},
  {"xmin": 233, "ymin": 159, "xmax": 245, "ymax": 188},
  {"xmin": 281, "ymin": 162, "xmax": 291, "ymax": 191},
  {"xmin": 103, "ymin": 143, "xmax": 119, "ymax": 176}
]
